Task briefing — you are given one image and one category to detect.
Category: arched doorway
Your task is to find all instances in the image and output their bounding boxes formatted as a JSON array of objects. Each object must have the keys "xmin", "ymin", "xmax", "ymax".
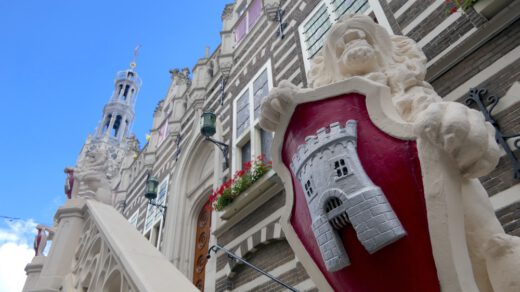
[{"xmin": 192, "ymin": 200, "xmax": 211, "ymax": 291}]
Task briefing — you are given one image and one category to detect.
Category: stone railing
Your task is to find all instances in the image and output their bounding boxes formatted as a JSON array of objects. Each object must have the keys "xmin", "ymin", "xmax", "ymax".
[{"xmin": 23, "ymin": 198, "xmax": 198, "ymax": 292}]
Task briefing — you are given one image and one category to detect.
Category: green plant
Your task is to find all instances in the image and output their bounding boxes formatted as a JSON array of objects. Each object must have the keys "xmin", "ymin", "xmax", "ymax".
[
  {"xmin": 445, "ymin": 0, "xmax": 479, "ymax": 14},
  {"xmin": 209, "ymin": 155, "xmax": 272, "ymax": 211}
]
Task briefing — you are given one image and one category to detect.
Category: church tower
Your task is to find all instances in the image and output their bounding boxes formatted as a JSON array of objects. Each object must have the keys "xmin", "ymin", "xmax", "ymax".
[
  {"xmin": 76, "ymin": 54, "xmax": 142, "ymax": 182},
  {"xmin": 94, "ymin": 61, "xmax": 141, "ymax": 144}
]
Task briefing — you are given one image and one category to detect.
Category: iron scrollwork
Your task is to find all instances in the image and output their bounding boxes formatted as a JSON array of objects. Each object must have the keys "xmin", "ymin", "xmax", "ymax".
[{"xmin": 465, "ymin": 88, "xmax": 520, "ymax": 179}]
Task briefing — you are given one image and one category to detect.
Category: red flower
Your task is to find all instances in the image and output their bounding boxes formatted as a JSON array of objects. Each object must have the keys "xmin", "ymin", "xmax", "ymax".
[
  {"xmin": 450, "ymin": 6, "xmax": 458, "ymax": 13},
  {"xmin": 243, "ymin": 161, "xmax": 252, "ymax": 171},
  {"xmin": 209, "ymin": 191, "xmax": 218, "ymax": 203}
]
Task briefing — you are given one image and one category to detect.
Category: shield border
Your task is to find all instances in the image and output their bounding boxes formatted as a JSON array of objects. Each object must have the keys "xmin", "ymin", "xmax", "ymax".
[{"xmin": 267, "ymin": 77, "xmax": 478, "ymax": 291}]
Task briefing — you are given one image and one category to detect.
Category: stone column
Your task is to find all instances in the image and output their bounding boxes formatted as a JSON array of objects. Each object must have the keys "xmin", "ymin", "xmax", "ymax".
[
  {"xmin": 22, "ymin": 256, "xmax": 46, "ymax": 292},
  {"xmin": 117, "ymin": 114, "xmax": 127, "ymax": 141},
  {"xmin": 104, "ymin": 112, "xmax": 117, "ymax": 139},
  {"xmin": 31, "ymin": 199, "xmax": 86, "ymax": 292}
]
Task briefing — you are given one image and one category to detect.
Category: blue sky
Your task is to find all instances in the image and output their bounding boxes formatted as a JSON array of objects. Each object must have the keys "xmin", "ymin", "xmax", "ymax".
[{"xmin": 0, "ymin": 0, "xmax": 230, "ymax": 290}]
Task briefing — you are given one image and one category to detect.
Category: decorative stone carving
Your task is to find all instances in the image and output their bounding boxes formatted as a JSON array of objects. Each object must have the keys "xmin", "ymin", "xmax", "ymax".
[
  {"xmin": 262, "ymin": 0, "xmax": 281, "ymax": 21},
  {"xmin": 75, "ymin": 149, "xmax": 113, "ymax": 204},
  {"xmin": 291, "ymin": 120, "xmax": 405, "ymax": 272},
  {"xmin": 221, "ymin": 3, "xmax": 234, "ymax": 21},
  {"xmin": 126, "ymin": 134, "xmax": 140, "ymax": 153},
  {"xmin": 64, "ymin": 167, "xmax": 74, "ymax": 199},
  {"xmin": 71, "ymin": 217, "xmax": 136, "ymax": 291},
  {"xmin": 33, "ymin": 225, "xmax": 53, "ymax": 256},
  {"xmin": 260, "ymin": 14, "xmax": 520, "ymax": 292}
]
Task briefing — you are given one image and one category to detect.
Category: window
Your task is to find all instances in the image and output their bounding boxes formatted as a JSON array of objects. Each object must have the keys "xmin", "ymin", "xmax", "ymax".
[
  {"xmin": 334, "ymin": 159, "xmax": 349, "ymax": 178},
  {"xmin": 128, "ymin": 210, "xmax": 139, "ymax": 228},
  {"xmin": 299, "ymin": 0, "xmax": 372, "ymax": 70},
  {"xmin": 304, "ymin": 180, "xmax": 314, "ymax": 197},
  {"xmin": 233, "ymin": 61, "xmax": 273, "ymax": 171},
  {"xmin": 234, "ymin": 0, "xmax": 263, "ymax": 44},
  {"xmin": 157, "ymin": 120, "xmax": 168, "ymax": 146}
]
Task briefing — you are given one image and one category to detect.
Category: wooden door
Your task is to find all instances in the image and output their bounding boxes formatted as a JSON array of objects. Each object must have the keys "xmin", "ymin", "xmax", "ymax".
[{"xmin": 193, "ymin": 201, "xmax": 211, "ymax": 291}]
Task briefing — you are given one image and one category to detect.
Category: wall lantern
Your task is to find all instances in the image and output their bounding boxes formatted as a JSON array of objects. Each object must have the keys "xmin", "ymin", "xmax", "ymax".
[
  {"xmin": 200, "ymin": 111, "xmax": 229, "ymax": 169},
  {"xmin": 144, "ymin": 172, "xmax": 167, "ymax": 213}
]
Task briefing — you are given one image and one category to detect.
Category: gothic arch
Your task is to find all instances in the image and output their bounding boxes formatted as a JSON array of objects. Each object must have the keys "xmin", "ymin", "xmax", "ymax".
[{"xmin": 163, "ymin": 127, "xmax": 219, "ymax": 280}]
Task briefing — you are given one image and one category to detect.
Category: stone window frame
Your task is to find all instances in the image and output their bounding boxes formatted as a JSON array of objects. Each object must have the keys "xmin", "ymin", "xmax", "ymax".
[
  {"xmin": 334, "ymin": 158, "xmax": 349, "ymax": 178},
  {"xmin": 157, "ymin": 119, "xmax": 169, "ymax": 146},
  {"xmin": 233, "ymin": 0, "xmax": 263, "ymax": 46},
  {"xmin": 330, "ymin": 156, "xmax": 354, "ymax": 182},
  {"xmin": 143, "ymin": 175, "xmax": 169, "ymax": 249},
  {"xmin": 232, "ymin": 60, "xmax": 274, "ymax": 173},
  {"xmin": 304, "ymin": 179, "xmax": 315, "ymax": 197},
  {"xmin": 298, "ymin": 0, "xmax": 376, "ymax": 72}
]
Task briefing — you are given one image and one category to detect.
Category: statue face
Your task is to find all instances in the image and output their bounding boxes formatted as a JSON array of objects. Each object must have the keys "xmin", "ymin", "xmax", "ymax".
[{"xmin": 329, "ymin": 24, "xmax": 378, "ymax": 76}]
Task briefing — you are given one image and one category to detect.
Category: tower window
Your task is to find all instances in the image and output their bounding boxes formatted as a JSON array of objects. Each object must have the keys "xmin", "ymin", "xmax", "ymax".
[
  {"xmin": 112, "ymin": 115, "xmax": 122, "ymax": 137},
  {"xmin": 334, "ymin": 159, "xmax": 348, "ymax": 178},
  {"xmin": 304, "ymin": 180, "xmax": 314, "ymax": 197},
  {"xmin": 123, "ymin": 85, "xmax": 130, "ymax": 99},
  {"xmin": 103, "ymin": 114, "xmax": 112, "ymax": 134}
]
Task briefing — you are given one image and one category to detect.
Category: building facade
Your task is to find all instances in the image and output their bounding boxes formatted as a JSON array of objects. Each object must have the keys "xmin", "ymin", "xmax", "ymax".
[
  {"xmin": 25, "ymin": 0, "xmax": 519, "ymax": 291},
  {"xmin": 114, "ymin": 0, "xmax": 519, "ymax": 291}
]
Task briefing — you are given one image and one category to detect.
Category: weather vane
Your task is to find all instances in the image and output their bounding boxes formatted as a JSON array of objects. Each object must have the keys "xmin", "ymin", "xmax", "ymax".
[{"xmin": 130, "ymin": 44, "xmax": 142, "ymax": 69}]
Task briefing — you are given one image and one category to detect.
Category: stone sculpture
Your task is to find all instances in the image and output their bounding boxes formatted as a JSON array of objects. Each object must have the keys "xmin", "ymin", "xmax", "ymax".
[
  {"xmin": 33, "ymin": 225, "xmax": 53, "ymax": 256},
  {"xmin": 74, "ymin": 149, "xmax": 113, "ymax": 204},
  {"xmin": 260, "ymin": 14, "xmax": 520, "ymax": 292},
  {"xmin": 63, "ymin": 167, "xmax": 74, "ymax": 199}
]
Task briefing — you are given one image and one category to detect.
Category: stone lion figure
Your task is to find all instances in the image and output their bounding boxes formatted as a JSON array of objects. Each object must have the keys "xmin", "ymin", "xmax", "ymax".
[
  {"xmin": 260, "ymin": 14, "xmax": 520, "ymax": 292},
  {"xmin": 74, "ymin": 149, "xmax": 113, "ymax": 204}
]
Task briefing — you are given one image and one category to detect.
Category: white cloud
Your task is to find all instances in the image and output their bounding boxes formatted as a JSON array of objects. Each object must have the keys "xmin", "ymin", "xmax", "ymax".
[{"xmin": 0, "ymin": 219, "xmax": 37, "ymax": 292}]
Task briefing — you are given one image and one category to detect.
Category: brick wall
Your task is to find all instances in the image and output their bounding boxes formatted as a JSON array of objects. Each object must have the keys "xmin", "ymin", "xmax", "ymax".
[
  {"xmin": 430, "ymin": 19, "xmax": 520, "ymax": 96},
  {"xmin": 396, "ymin": 0, "xmax": 435, "ymax": 29},
  {"xmin": 215, "ymin": 240, "xmax": 310, "ymax": 292},
  {"xmin": 496, "ymin": 202, "xmax": 520, "ymax": 236},
  {"xmin": 388, "ymin": 0, "xmax": 408, "ymax": 13},
  {"xmin": 217, "ymin": 190, "xmax": 285, "ymax": 246},
  {"xmin": 481, "ymin": 149, "xmax": 520, "ymax": 196},
  {"xmin": 231, "ymin": 240, "xmax": 295, "ymax": 288}
]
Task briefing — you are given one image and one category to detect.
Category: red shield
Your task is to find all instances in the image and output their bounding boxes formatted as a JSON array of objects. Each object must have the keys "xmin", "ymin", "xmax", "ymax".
[{"xmin": 280, "ymin": 92, "xmax": 440, "ymax": 292}]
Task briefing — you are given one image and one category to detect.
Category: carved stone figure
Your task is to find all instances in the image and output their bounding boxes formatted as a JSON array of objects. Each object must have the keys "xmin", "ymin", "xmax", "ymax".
[
  {"xmin": 33, "ymin": 225, "xmax": 53, "ymax": 256},
  {"xmin": 63, "ymin": 167, "xmax": 74, "ymax": 199},
  {"xmin": 260, "ymin": 14, "xmax": 520, "ymax": 292},
  {"xmin": 74, "ymin": 149, "xmax": 113, "ymax": 204}
]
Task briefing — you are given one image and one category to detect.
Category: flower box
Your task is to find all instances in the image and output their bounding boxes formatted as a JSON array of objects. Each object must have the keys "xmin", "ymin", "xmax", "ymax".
[
  {"xmin": 473, "ymin": 0, "xmax": 512, "ymax": 19},
  {"xmin": 219, "ymin": 169, "xmax": 281, "ymax": 220}
]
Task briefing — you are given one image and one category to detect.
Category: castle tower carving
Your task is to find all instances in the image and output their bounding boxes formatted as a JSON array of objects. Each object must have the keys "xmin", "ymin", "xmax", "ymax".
[{"xmin": 290, "ymin": 120, "xmax": 406, "ymax": 272}]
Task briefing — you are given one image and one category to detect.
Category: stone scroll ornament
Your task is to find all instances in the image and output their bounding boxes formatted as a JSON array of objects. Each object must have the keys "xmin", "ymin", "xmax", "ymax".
[{"xmin": 259, "ymin": 14, "xmax": 520, "ymax": 292}]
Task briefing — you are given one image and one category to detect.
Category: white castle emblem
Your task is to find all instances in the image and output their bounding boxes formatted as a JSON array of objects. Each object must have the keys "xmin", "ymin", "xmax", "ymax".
[{"xmin": 290, "ymin": 120, "xmax": 406, "ymax": 272}]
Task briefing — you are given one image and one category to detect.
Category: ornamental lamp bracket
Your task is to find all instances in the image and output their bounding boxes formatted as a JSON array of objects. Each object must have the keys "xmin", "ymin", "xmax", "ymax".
[
  {"xmin": 200, "ymin": 111, "xmax": 230, "ymax": 170},
  {"xmin": 465, "ymin": 88, "xmax": 520, "ymax": 180},
  {"xmin": 144, "ymin": 171, "xmax": 167, "ymax": 214}
]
